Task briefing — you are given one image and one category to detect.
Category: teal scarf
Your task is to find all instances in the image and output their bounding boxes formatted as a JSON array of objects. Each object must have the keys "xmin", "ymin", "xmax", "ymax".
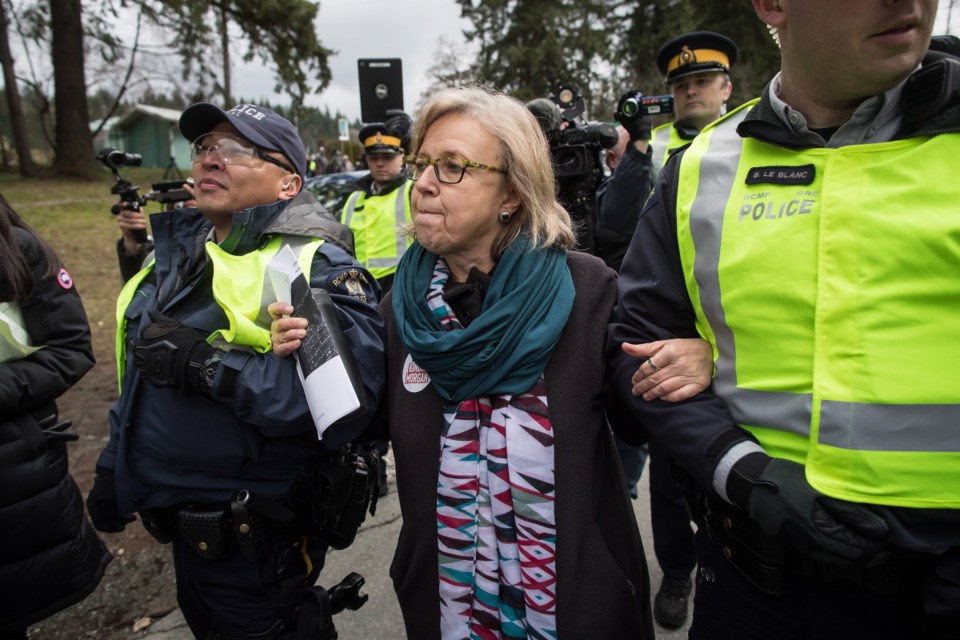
[{"xmin": 393, "ymin": 236, "xmax": 575, "ymax": 402}]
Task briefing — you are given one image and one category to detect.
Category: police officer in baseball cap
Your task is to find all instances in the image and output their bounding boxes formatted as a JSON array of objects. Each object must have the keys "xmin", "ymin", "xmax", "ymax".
[{"xmin": 88, "ymin": 100, "xmax": 384, "ymax": 639}]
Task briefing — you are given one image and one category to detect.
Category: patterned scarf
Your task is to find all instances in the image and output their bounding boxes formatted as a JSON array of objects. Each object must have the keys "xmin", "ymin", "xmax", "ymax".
[{"xmin": 427, "ymin": 258, "xmax": 559, "ymax": 640}]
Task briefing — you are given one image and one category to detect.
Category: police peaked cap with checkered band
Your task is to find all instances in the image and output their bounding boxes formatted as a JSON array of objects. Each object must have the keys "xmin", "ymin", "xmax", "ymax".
[
  {"xmin": 179, "ymin": 103, "xmax": 307, "ymax": 178},
  {"xmin": 359, "ymin": 123, "xmax": 404, "ymax": 155},
  {"xmin": 656, "ymin": 31, "xmax": 738, "ymax": 83}
]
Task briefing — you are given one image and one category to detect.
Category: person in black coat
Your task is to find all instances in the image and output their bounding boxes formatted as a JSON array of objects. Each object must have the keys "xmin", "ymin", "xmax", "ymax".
[{"xmin": 0, "ymin": 193, "xmax": 111, "ymax": 638}]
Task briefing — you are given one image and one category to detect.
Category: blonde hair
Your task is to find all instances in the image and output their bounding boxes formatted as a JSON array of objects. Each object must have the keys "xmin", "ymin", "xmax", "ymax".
[{"xmin": 408, "ymin": 85, "xmax": 575, "ymax": 261}]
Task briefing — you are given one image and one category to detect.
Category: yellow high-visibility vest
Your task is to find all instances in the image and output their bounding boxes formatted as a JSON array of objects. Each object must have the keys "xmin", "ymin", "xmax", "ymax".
[
  {"xmin": 676, "ymin": 100, "xmax": 960, "ymax": 508},
  {"xmin": 115, "ymin": 236, "xmax": 323, "ymax": 389},
  {"xmin": 650, "ymin": 122, "xmax": 693, "ymax": 170},
  {"xmin": 342, "ymin": 180, "xmax": 413, "ymax": 280}
]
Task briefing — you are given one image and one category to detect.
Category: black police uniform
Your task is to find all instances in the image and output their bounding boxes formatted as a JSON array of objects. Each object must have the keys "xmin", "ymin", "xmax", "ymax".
[{"xmin": 90, "ymin": 103, "xmax": 387, "ymax": 640}]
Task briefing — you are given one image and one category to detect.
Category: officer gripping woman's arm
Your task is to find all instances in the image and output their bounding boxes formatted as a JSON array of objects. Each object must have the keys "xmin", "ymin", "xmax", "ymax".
[
  {"xmin": 86, "ymin": 102, "xmax": 386, "ymax": 640},
  {"xmin": 607, "ymin": 20, "xmax": 960, "ymax": 629}
]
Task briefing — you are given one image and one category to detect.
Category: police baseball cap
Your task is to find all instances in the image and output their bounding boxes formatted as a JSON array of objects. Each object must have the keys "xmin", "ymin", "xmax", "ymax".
[
  {"xmin": 179, "ymin": 103, "xmax": 307, "ymax": 178},
  {"xmin": 359, "ymin": 123, "xmax": 403, "ymax": 155},
  {"xmin": 656, "ymin": 31, "xmax": 738, "ymax": 84}
]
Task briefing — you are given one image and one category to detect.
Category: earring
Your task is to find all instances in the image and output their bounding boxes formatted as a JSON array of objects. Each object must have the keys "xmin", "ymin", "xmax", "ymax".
[{"xmin": 499, "ymin": 211, "xmax": 512, "ymax": 223}]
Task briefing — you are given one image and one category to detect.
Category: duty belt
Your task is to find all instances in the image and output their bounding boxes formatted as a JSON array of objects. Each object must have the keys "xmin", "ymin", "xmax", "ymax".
[{"xmin": 140, "ymin": 491, "xmax": 295, "ymax": 562}]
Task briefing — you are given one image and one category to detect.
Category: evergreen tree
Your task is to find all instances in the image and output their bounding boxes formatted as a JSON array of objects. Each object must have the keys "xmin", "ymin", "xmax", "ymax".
[
  {"xmin": 611, "ymin": 0, "xmax": 780, "ymax": 111},
  {"xmin": 457, "ymin": 0, "xmax": 618, "ymax": 108}
]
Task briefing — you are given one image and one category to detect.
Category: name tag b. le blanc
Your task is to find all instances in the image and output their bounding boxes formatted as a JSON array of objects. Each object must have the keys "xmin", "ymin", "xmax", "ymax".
[{"xmin": 745, "ymin": 164, "xmax": 815, "ymax": 186}]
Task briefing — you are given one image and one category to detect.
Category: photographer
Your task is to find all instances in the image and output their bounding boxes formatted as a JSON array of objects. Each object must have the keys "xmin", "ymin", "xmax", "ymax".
[
  {"xmin": 115, "ymin": 179, "xmax": 196, "ymax": 282},
  {"xmin": 526, "ymin": 89, "xmax": 618, "ymax": 259},
  {"xmin": 594, "ymin": 124, "xmax": 637, "ymax": 271}
]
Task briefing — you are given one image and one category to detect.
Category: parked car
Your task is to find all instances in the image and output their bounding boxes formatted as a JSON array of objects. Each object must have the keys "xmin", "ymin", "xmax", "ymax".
[{"xmin": 304, "ymin": 170, "xmax": 368, "ymax": 221}]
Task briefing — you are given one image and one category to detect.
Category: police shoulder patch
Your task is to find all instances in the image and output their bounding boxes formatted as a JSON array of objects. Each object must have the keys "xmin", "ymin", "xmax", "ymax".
[{"xmin": 328, "ymin": 268, "xmax": 372, "ymax": 302}]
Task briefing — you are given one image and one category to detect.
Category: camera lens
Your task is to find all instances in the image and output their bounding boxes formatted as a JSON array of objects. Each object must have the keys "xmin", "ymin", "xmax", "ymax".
[
  {"xmin": 621, "ymin": 99, "xmax": 639, "ymax": 117},
  {"xmin": 106, "ymin": 150, "xmax": 143, "ymax": 169}
]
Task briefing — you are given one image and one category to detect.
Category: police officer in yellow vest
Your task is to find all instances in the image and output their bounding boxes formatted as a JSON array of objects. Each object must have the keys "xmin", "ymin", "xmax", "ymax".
[
  {"xmin": 601, "ymin": 31, "xmax": 737, "ymax": 239},
  {"xmin": 651, "ymin": 32, "xmax": 737, "ymax": 169},
  {"xmin": 342, "ymin": 121, "xmax": 413, "ymax": 294},
  {"xmin": 85, "ymin": 102, "xmax": 386, "ymax": 639},
  {"xmin": 610, "ymin": 0, "xmax": 960, "ymax": 637}
]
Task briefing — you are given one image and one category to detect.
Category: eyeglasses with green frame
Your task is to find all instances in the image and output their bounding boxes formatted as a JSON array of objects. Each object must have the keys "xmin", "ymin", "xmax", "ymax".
[
  {"xmin": 191, "ymin": 133, "xmax": 296, "ymax": 174},
  {"xmin": 403, "ymin": 154, "xmax": 506, "ymax": 185}
]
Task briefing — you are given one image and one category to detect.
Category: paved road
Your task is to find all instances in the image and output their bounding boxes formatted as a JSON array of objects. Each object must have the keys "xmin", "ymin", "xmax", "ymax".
[{"xmin": 138, "ymin": 465, "xmax": 692, "ymax": 639}]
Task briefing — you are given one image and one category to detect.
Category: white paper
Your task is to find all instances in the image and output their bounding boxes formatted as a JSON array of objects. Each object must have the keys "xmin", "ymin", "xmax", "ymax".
[{"xmin": 267, "ymin": 245, "xmax": 361, "ymax": 438}]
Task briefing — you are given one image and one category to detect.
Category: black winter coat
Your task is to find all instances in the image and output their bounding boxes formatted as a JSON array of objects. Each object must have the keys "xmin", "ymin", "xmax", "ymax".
[{"xmin": 0, "ymin": 228, "xmax": 111, "ymax": 633}]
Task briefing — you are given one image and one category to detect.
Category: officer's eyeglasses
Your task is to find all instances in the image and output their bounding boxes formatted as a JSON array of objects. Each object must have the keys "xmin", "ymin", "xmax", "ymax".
[
  {"xmin": 403, "ymin": 154, "xmax": 506, "ymax": 185},
  {"xmin": 191, "ymin": 133, "xmax": 296, "ymax": 174}
]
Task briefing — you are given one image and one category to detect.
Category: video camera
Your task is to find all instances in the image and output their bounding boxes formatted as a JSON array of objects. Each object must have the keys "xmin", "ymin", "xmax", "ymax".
[
  {"xmin": 546, "ymin": 83, "xmax": 619, "ymax": 181},
  {"xmin": 617, "ymin": 91, "xmax": 675, "ymax": 118},
  {"xmin": 96, "ymin": 147, "xmax": 193, "ymax": 242},
  {"xmin": 529, "ymin": 83, "xmax": 618, "ymax": 255}
]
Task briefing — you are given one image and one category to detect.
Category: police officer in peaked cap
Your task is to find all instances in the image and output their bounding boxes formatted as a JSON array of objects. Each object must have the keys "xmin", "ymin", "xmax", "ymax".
[{"xmin": 656, "ymin": 31, "xmax": 738, "ymax": 84}]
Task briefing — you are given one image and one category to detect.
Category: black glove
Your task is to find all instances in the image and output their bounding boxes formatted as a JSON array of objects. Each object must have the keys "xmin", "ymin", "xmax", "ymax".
[
  {"xmin": 729, "ymin": 455, "xmax": 890, "ymax": 563},
  {"xmin": 615, "ymin": 88, "xmax": 653, "ymax": 142},
  {"xmin": 86, "ymin": 466, "xmax": 136, "ymax": 533},
  {"xmin": 132, "ymin": 310, "xmax": 217, "ymax": 393}
]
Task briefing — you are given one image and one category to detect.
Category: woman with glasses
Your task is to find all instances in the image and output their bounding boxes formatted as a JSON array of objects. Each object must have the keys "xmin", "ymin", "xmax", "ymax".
[{"xmin": 271, "ymin": 85, "xmax": 659, "ymax": 638}]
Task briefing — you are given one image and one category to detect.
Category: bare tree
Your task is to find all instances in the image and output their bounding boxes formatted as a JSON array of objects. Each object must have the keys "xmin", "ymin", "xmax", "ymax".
[
  {"xmin": 0, "ymin": 0, "xmax": 37, "ymax": 175},
  {"xmin": 418, "ymin": 36, "xmax": 477, "ymax": 110}
]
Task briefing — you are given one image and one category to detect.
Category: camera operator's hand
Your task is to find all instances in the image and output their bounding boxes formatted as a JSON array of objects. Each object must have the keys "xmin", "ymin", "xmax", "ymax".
[
  {"xmin": 181, "ymin": 180, "xmax": 197, "ymax": 209},
  {"xmin": 615, "ymin": 89, "xmax": 653, "ymax": 143},
  {"xmin": 115, "ymin": 201, "xmax": 149, "ymax": 257}
]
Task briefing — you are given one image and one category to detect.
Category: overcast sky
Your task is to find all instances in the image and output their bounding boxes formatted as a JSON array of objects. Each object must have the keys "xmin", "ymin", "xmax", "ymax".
[
  {"xmin": 227, "ymin": 1, "xmax": 960, "ymax": 122},
  {"xmin": 229, "ymin": 0, "xmax": 470, "ymax": 122},
  {"xmin": 4, "ymin": 1, "xmax": 958, "ymax": 124}
]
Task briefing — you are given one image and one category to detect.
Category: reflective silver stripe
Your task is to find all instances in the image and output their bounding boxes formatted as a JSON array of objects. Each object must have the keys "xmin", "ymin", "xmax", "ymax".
[
  {"xmin": 687, "ymin": 109, "xmax": 812, "ymax": 437},
  {"xmin": 368, "ymin": 257, "xmax": 399, "ymax": 269},
  {"xmin": 712, "ymin": 440, "xmax": 766, "ymax": 502},
  {"xmin": 343, "ymin": 191, "xmax": 362, "ymax": 227},
  {"xmin": 393, "ymin": 182, "xmax": 409, "ymax": 260},
  {"xmin": 819, "ymin": 401, "xmax": 960, "ymax": 452},
  {"xmin": 651, "ymin": 129, "xmax": 669, "ymax": 170}
]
